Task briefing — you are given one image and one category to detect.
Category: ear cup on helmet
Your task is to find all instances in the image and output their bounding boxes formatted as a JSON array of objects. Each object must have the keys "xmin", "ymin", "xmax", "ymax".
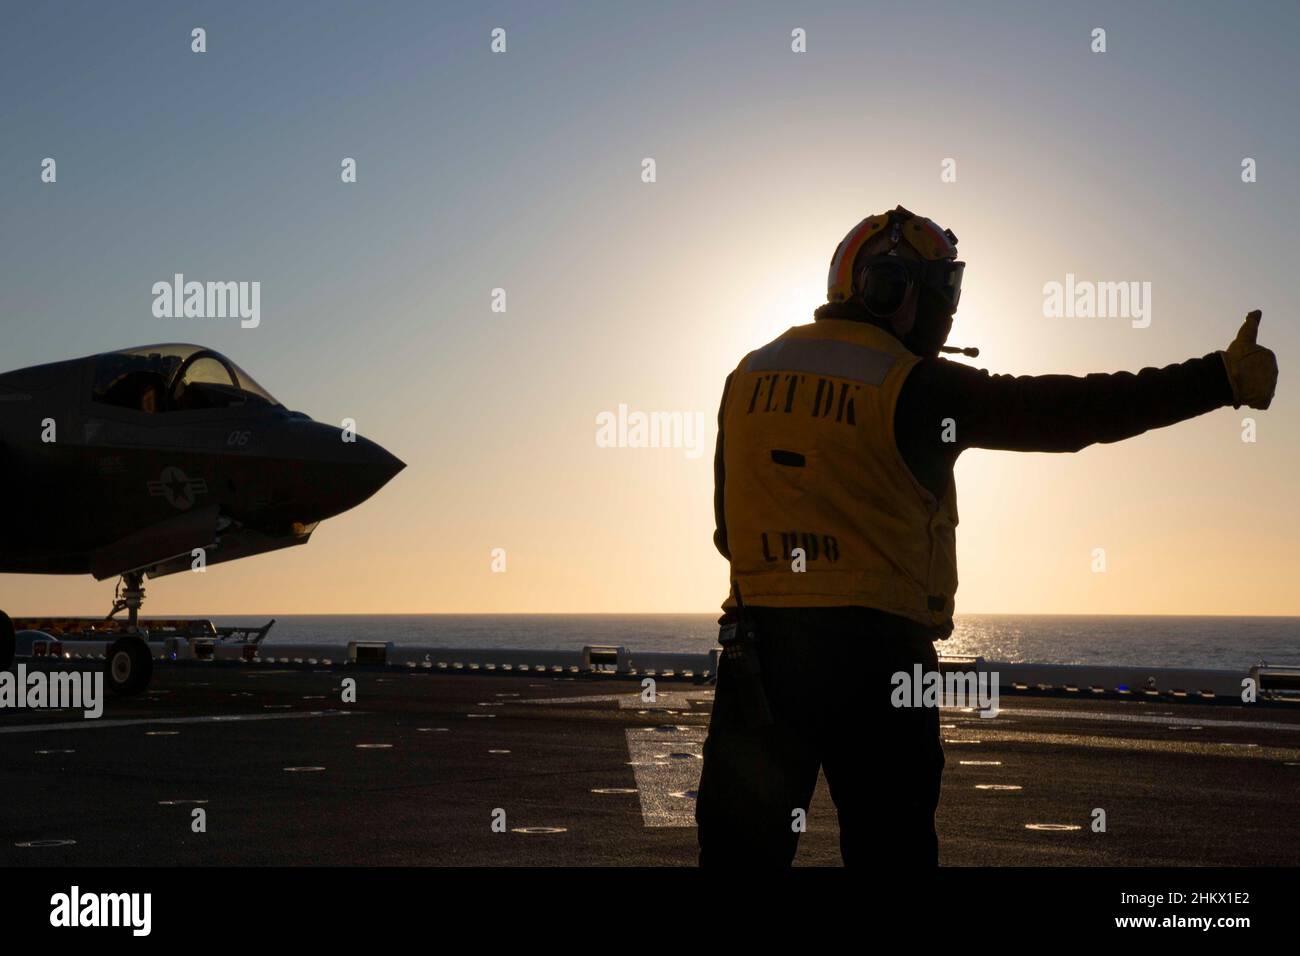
[{"xmin": 857, "ymin": 258, "xmax": 913, "ymax": 316}]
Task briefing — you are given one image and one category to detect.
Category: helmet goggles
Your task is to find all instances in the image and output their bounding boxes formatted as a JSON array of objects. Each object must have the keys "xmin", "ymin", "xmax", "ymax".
[{"xmin": 855, "ymin": 255, "xmax": 964, "ymax": 314}]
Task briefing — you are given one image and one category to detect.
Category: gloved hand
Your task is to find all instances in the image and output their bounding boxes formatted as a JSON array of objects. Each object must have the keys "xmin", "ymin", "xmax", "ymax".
[{"xmin": 1220, "ymin": 310, "xmax": 1278, "ymax": 409}]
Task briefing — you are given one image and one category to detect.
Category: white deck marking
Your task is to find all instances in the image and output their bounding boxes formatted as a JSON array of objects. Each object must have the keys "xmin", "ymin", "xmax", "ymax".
[
  {"xmin": 522, "ymin": 690, "xmax": 713, "ymax": 710},
  {"xmin": 623, "ymin": 690, "xmax": 712, "ymax": 711},
  {"xmin": 625, "ymin": 726, "xmax": 706, "ymax": 827},
  {"xmin": 947, "ymin": 727, "xmax": 1300, "ymax": 761},
  {"xmin": 983, "ymin": 706, "xmax": 1300, "ymax": 734},
  {"xmin": 521, "ymin": 692, "xmax": 713, "ymax": 827},
  {"xmin": 0, "ymin": 709, "xmax": 354, "ymax": 735}
]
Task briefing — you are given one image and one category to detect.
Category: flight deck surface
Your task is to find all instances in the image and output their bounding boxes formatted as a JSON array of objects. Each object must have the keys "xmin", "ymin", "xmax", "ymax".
[{"xmin": 2, "ymin": 661, "xmax": 1297, "ymax": 866}]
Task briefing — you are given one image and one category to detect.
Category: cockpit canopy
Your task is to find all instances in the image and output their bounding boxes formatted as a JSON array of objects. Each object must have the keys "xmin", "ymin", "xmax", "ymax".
[{"xmin": 92, "ymin": 344, "xmax": 280, "ymax": 414}]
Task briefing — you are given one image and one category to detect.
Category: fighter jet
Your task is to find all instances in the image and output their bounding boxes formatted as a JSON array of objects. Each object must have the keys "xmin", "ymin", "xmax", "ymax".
[{"xmin": 0, "ymin": 343, "xmax": 404, "ymax": 694}]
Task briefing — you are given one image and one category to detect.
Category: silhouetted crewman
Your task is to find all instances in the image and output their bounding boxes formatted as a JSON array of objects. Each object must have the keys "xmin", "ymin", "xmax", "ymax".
[{"xmin": 697, "ymin": 206, "xmax": 1278, "ymax": 866}]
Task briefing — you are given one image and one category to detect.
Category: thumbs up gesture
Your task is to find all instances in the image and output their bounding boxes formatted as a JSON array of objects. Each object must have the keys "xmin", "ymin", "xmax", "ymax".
[{"xmin": 1221, "ymin": 310, "xmax": 1278, "ymax": 409}]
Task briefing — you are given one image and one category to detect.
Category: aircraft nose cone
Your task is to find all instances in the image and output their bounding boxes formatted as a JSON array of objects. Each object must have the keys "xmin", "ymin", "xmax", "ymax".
[
  {"xmin": 352, "ymin": 436, "xmax": 404, "ymax": 500},
  {"xmin": 275, "ymin": 421, "xmax": 405, "ymax": 522},
  {"xmin": 368, "ymin": 440, "xmax": 405, "ymax": 486}
]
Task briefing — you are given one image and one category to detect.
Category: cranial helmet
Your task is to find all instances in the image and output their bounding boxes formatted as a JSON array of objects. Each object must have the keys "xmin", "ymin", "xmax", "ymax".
[{"xmin": 826, "ymin": 206, "xmax": 964, "ymax": 350}]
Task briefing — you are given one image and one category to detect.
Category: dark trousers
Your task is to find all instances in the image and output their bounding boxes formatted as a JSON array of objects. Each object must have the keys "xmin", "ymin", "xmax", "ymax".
[{"xmin": 695, "ymin": 606, "xmax": 944, "ymax": 867}]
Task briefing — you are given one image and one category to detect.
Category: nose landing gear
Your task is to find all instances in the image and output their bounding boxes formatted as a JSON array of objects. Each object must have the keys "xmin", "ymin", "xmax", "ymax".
[
  {"xmin": 109, "ymin": 571, "xmax": 147, "ymax": 629},
  {"xmin": 105, "ymin": 571, "xmax": 154, "ymax": 696}
]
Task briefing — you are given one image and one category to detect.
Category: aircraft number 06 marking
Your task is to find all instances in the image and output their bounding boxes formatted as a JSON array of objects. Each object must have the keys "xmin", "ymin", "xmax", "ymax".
[{"xmin": 227, "ymin": 430, "xmax": 252, "ymax": 447}]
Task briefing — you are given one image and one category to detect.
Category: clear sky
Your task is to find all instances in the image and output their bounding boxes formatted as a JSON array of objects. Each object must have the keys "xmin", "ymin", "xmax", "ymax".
[{"xmin": 1, "ymin": 1, "xmax": 1297, "ymax": 615}]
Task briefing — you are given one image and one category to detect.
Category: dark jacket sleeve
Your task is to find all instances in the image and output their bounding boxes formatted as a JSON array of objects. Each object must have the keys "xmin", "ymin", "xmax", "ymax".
[
  {"xmin": 713, "ymin": 371, "xmax": 734, "ymax": 559},
  {"xmin": 895, "ymin": 353, "xmax": 1234, "ymax": 495}
]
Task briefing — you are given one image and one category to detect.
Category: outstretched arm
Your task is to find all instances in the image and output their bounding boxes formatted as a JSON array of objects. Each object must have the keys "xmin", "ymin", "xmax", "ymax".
[
  {"xmin": 895, "ymin": 312, "xmax": 1277, "ymax": 493},
  {"xmin": 909, "ymin": 353, "xmax": 1234, "ymax": 456}
]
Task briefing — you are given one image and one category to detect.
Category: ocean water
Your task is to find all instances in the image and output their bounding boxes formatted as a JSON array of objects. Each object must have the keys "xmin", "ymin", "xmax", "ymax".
[{"xmin": 207, "ymin": 614, "xmax": 1300, "ymax": 670}]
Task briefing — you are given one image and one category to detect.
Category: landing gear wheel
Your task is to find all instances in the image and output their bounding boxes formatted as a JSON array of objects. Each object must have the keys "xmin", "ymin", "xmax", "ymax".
[
  {"xmin": 0, "ymin": 611, "xmax": 14, "ymax": 671},
  {"xmin": 106, "ymin": 636, "xmax": 153, "ymax": 696}
]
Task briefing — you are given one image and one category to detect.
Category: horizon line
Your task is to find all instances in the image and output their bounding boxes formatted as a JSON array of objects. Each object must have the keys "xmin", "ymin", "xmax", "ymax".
[{"xmin": 13, "ymin": 610, "xmax": 1300, "ymax": 620}]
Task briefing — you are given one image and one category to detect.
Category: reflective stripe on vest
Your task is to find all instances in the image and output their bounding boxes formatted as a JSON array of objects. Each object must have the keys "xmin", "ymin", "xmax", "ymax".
[
  {"xmin": 721, "ymin": 319, "xmax": 958, "ymax": 633},
  {"xmin": 746, "ymin": 337, "xmax": 894, "ymax": 385}
]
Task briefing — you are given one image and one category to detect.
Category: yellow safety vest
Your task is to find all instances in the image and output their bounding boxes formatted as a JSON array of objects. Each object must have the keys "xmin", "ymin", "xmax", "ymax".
[{"xmin": 719, "ymin": 319, "xmax": 958, "ymax": 634}]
